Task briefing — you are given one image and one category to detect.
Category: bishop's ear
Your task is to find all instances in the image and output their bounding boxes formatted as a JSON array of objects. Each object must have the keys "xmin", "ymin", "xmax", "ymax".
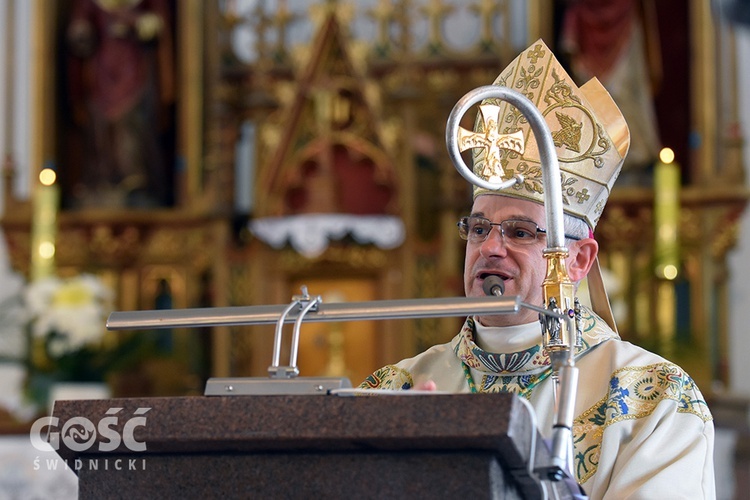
[{"xmin": 566, "ymin": 238, "xmax": 598, "ymax": 282}]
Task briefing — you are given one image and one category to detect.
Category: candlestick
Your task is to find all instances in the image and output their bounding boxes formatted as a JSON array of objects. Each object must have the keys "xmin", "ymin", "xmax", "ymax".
[{"xmin": 234, "ymin": 120, "xmax": 255, "ymax": 214}]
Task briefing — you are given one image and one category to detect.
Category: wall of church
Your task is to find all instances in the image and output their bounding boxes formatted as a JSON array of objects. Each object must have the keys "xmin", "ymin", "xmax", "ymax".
[
  {"xmin": 0, "ymin": 0, "xmax": 33, "ymax": 211},
  {"xmin": 729, "ymin": 25, "xmax": 750, "ymax": 396}
]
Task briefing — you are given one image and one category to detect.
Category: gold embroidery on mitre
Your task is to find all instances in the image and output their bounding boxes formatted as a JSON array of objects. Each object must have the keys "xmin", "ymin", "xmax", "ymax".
[
  {"xmin": 469, "ymin": 39, "xmax": 630, "ymax": 230},
  {"xmin": 552, "ymin": 112, "xmax": 583, "ymax": 152},
  {"xmin": 542, "ymin": 69, "xmax": 611, "ymax": 168}
]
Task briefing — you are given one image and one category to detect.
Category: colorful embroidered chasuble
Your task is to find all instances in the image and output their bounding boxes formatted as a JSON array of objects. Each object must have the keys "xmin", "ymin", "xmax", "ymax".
[{"xmin": 360, "ymin": 307, "xmax": 715, "ymax": 498}]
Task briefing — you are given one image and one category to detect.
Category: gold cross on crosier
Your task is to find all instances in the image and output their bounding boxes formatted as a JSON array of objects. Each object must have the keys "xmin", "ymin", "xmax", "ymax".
[{"xmin": 457, "ymin": 104, "xmax": 525, "ymax": 182}]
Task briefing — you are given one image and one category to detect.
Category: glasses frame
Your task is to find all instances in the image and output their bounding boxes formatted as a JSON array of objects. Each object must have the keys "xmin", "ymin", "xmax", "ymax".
[{"xmin": 457, "ymin": 216, "xmax": 582, "ymax": 245}]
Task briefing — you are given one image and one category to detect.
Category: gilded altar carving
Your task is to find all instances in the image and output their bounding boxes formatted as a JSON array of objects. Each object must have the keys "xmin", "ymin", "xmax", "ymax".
[{"xmin": 1, "ymin": 0, "xmax": 746, "ymax": 393}]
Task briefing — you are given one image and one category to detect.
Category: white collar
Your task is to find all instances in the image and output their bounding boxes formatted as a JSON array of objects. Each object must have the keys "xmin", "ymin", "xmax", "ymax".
[{"xmin": 472, "ymin": 317, "xmax": 542, "ymax": 354}]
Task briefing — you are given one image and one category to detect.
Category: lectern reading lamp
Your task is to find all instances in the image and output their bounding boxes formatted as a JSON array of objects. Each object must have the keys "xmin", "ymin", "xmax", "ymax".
[{"xmin": 106, "ymin": 86, "xmax": 584, "ymax": 496}]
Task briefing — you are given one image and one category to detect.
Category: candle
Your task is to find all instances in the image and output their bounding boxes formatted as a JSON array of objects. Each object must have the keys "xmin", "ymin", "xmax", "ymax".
[
  {"xmin": 30, "ymin": 164, "xmax": 59, "ymax": 281},
  {"xmin": 653, "ymin": 147, "xmax": 680, "ymax": 280},
  {"xmin": 234, "ymin": 120, "xmax": 255, "ymax": 214}
]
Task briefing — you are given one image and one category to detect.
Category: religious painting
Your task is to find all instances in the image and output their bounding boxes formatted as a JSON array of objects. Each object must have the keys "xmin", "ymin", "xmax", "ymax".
[
  {"xmin": 552, "ymin": 0, "xmax": 691, "ymax": 186},
  {"xmin": 56, "ymin": 0, "xmax": 178, "ymax": 209}
]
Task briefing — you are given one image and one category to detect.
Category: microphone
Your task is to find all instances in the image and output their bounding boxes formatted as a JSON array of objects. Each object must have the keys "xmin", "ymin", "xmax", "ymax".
[{"xmin": 482, "ymin": 276, "xmax": 505, "ymax": 297}]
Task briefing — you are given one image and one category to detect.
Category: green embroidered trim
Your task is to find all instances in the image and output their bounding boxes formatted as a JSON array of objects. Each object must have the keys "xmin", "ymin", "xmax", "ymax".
[
  {"xmin": 573, "ymin": 362, "xmax": 713, "ymax": 484},
  {"xmin": 461, "ymin": 362, "xmax": 478, "ymax": 393},
  {"xmin": 358, "ymin": 365, "xmax": 414, "ymax": 390},
  {"xmin": 481, "ymin": 370, "xmax": 554, "ymax": 398},
  {"xmin": 461, "ymin": 361, "xmax": 554, "ymax": 398}
]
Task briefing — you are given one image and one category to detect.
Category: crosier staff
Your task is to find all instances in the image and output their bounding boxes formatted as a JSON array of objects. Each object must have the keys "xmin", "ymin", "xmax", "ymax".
[{"xmin": 446, "ymin": 85, "xmax": 581, "ymax": 486}]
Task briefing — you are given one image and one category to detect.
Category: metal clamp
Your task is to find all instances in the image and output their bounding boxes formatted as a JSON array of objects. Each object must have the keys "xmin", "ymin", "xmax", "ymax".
[{"xmin": 268, "ymin": 286, "xmax": 322, "ymax": 379}]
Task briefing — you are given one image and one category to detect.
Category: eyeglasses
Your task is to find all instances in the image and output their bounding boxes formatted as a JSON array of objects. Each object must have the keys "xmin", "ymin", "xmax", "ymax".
[{"xmin": 457, "ymin": 216, "xmax": 581, "ymax": 245}]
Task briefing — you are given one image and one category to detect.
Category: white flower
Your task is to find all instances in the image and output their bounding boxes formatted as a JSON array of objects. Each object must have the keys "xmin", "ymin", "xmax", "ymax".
[
  {"xmin": 24, "ymin": 274, "xmax": 113, "ymax": 356},
  {"xmin": 0, "ymin": 271, "xmax": 27, "ymax": 360}
]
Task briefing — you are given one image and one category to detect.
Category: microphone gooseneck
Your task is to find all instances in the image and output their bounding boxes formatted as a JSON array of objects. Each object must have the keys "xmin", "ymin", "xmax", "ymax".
[{"xmin": 482, "ymin": 276, "xmax": 505, "ymax": 297}]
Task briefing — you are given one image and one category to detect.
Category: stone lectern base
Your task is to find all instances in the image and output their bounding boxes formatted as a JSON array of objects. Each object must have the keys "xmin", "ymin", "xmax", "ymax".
[{"xmin": 51, "ymin": 392, "xmax": 571, "ymax": 499}]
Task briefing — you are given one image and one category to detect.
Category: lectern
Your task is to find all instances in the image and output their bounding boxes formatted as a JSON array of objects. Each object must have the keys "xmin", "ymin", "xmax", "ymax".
[{"xmin": 51, "ymin": 393, "xmax": 571, "ymax": 499}]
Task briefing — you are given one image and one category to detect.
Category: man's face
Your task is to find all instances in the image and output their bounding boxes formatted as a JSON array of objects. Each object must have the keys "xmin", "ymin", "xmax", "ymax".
[{"xmin": 463, "ymin": 195, "xmax": 550, "ymax": 327}]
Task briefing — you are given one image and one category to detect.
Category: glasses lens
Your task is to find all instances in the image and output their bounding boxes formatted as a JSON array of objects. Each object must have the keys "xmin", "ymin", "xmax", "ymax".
[
  {"xmin": 501, "ymin": 220, "xmax": 539, "ymax": 245},
  {"xmin": 458, "ymin": 217, "xmax": 541, "ymax": 244},
  {"xmin": 458, "ymin": 216, "xmax": 491, "ymax": 241}
]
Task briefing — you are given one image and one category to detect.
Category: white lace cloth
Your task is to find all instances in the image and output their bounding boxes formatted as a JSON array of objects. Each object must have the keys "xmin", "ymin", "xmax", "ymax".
[
  {"xmin": 250, "ymin": 214, "xmax": 405, "ymax": 258},
  {"xmin": 0, "ymin": 435, "xmax": 77, "ymax": 499}
]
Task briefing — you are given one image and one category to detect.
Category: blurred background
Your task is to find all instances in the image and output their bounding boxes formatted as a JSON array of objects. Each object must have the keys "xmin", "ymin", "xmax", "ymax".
[{"xmin": 0, "ymin": 0, "xmax": 749, "ymax": 497}]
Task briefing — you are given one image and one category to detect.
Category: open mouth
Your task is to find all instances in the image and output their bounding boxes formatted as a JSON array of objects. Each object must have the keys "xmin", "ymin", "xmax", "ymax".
[{"xmin": 479, "ymin": 272, "xmax": 509, "ymax": 281}]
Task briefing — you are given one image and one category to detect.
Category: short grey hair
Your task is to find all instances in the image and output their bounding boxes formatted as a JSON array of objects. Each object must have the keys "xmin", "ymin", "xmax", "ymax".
[{"xmin": 563, "ymin": 213, "xmax": 590, "ymax": 244}]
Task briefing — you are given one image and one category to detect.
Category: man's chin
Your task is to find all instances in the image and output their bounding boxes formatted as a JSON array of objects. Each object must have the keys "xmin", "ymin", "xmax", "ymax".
[{"xmin": 475, "ymin": 314, "xmax": 514, "ymax": 328}]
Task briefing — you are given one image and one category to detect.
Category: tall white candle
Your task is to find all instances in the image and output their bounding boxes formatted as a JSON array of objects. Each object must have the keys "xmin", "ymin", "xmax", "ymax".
[
  {"xmin": 30, "ymin": 166, "xmax": 59, "ymax": 280},
  {"xmin": 654, "ymin": 147, "xmax": 680, "ymax": 280}
]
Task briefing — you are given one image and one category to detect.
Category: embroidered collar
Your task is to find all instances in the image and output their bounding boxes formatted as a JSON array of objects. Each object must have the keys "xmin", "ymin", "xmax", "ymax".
[{"xmin": 452, "ymin": 306, "xmax": 619, "ymax": 375}]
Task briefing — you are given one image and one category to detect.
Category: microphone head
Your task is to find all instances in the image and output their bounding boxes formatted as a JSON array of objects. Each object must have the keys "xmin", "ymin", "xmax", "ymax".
[{"xmin": 482, "ymin": 276, "xmax": 505, "ymax": 296}]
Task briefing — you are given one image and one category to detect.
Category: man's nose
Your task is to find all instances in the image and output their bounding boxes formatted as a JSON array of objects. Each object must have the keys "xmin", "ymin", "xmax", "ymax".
[{"xmin": 479, "ymin": 226, "xmax": 508, "ymax": 257}]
